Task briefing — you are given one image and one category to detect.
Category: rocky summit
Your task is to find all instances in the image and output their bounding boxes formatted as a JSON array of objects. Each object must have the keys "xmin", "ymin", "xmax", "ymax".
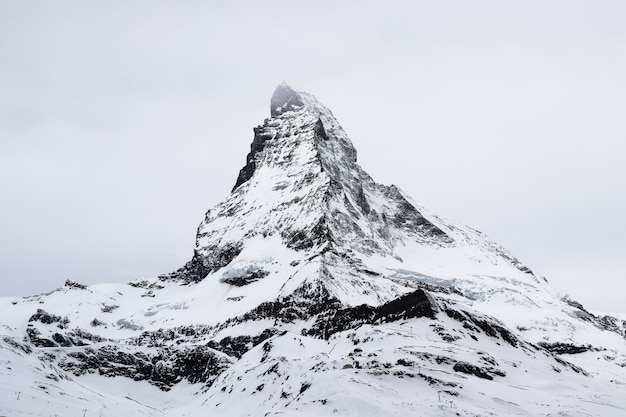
[{"xmin": 1, "ymin": 84, "xmax": 625, "ymax": 416}]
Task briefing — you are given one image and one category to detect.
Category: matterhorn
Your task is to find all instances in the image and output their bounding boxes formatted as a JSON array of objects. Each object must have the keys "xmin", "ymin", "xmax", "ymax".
[{"xmin": 1, "ymin": 84, "xmax": 625, "ymax": 416}]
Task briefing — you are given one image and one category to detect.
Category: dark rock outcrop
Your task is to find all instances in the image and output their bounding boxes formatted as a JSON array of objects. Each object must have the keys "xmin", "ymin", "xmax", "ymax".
[
  {"xmin": 307, "ymin": 289, "xmax": 436, "ymax": 339},
  {"xmin": 233, "ymin": 83, "xmax": 305, "ymax": 191},
  {"xmin": 207, "ymin": 329, "xmax": 278, "ymax": 359},
  {"xmin": 444, "ymin": 307, "xmax": 519, "ymax": 346},
  {"xmin": 26, "ymin": 328, "xmax": 57, "ymax": 348},
  {"xmin": 160, "ymin": 243, "xmax": 242, "ymax": 284},
  {"xmin": 29, "ymin": 309, "xmax": 64, "ymax": 325},
  {"xmin": 59, "ymin": 344, "xmax": 231, "ymax": 391},
  {"xmin": 452, "ymin": 361, "xmax": 505, "ymax": 380},
  {"xmin": 220, "ymin": 269, "xmax": 269, "ymax": 287},
  {"xmin": 538, "ymin": 342, "xmax": 593, "ymax": 355},
  {"xmin": 232, "ymin": 125, "xmax": 276, "ymax": 191}
]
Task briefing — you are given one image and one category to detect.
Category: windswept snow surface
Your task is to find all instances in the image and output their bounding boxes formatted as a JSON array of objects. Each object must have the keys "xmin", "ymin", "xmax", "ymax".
[{"xmin": 1, "ymin": 84, "xmax": 625, "ymax": 416}]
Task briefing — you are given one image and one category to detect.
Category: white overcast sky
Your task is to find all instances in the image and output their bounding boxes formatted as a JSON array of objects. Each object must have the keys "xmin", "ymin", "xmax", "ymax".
[{"xmin": 1, "ymin": 1, "xmax": 625, "ymax": 313}]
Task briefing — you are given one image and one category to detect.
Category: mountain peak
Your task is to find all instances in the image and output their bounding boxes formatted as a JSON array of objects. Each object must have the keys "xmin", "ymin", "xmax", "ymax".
[
  {"xmin": 3, "ymin": 85, "xmax": 625, "ymax": 417},
  {"xmin": 170, "ymin": 85, "xmax": 507, "ymax": 289},
  {"xmin": 270, "ymin": 82, "xmax": 304, "ymax": 116}
]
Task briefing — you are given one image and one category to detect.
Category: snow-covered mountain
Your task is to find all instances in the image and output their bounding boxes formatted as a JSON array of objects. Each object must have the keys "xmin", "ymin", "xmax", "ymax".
[{"xmin": 2, "ymin": 84, "xmax": 625, "ymax": 416}]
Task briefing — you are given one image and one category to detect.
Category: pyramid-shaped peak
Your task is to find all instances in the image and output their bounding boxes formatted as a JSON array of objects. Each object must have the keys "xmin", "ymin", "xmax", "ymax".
[
  {"xmin": 270, "ymin": 82, "xmax": 304, "ymax": 116},
  {"xmin": 164, "ymin": 84, "xmax": 470, "ymax": 285},
  {"xmin": 232, "ymin": 83, "xmax": 357, "ymax": 192}
]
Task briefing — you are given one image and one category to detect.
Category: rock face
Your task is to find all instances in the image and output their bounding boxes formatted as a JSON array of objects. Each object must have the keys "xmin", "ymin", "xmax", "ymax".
[
  {"xmin": 270, "ymin": 82, "xmax": 305, "ymax": 117},
  {"xmin": 1, "ymin": 84, "xmax": 625, "ymax": 417}
]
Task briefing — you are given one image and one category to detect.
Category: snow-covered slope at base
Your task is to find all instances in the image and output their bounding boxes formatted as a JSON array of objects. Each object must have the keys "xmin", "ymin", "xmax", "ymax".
[
  {"xmin": 1, "ymin": 84, "xmax": 625, "ymax": 416},
  {"xmin": 4, "ymin": 307, "xmax": 623, "ymax": 417},
  {"xmin": 0, "ymin": 336, "xmax": 195, "ymax": 416},
  {"xmin": 199, "ymin": 317, "xmax": 626, "ymax": 417}
]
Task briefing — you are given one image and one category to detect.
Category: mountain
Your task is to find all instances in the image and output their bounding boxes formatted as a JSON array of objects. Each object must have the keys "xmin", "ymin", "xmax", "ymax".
[{"xmin": 1, "ymin": 83, "xmax": 625, "ymax": 416}]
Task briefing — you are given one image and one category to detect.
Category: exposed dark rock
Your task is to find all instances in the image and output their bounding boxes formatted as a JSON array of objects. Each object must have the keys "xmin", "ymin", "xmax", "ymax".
[
  {"xmin": 299, "ymin": 382, "xmax": 311, "ymax": 396},
  {"xmin": 129, "ymin": 281, "xmax": 164, "ymax": 290},
  {"xmin": 306, "ymin": 289, "xmax": 436, "ymax": 340},
  {"xmin": 206, "ymin": 329, "xmax": 278, "ymax": 359},
  {"xmin": 595, "ymin": 315, "xmax": 626, "ymax": 336},
  {"xmin": 396, "ymin": 358, "xmax": 416, "ymax": 367},
  {"xmin": 159, "ymin": 346, "xmax": 228, "ymax": 387},
  {"xmin": 127, "ymin": 324, "xmax": 217, "ymax": 348},
  {"xmin": 538, "ymin": 342, "xmax": 593, "ymax": 355},
  {"xmin": 91, "ymin": 318, "xmax": 105, "ymax": 327},
  {"xmin": 400, "ymin": 351, "xmax": 456, "ymax": 366},
  {"xmin": 375, "ymin": 290, "xmax": 436, "ymax": 323},
  {"xmin": 220, "ymin": 269, "xmax": 269, "ymax": 287},
  {"xmin": 59, "ymin": 344, "xmax": 231, "ymax": 391},
  {"xmin": 260, "ymin": 338, "xmax": 273, "ymax": 363},
  {"xmin": 562, "ymin": 295, "xmax": 588, "ymax": 313},
  {"xmin": 101, "ymin": 304, "xmax": 119, "ymax": 313},
  {"xmin": 453, "ymin": 361, "xmax": 494, "ymax": 380},
  {"xmin": 159, "ymin": 251, "xmax": 209, "ymax": 284},
  {"xmin": 232, "ymin": 125, "xmax": 276, "ymax": 191},
  {"xmin": 29, "ymin": 309, "xmax": 62, "ymax": 325},
  {"xmin": 64, "ymin": 280, "xmax": 87, "ymax": 290},
  {"xmin": 384, "ymin": 186, "xmax": 451, "ymax": 241},
  {"xmin": 28, "ymin": 329, "xmax": 94, "ymax": 348},
  {"xmin": 283, "ymin": 217, "xmax": 330, "ymax": 251},
  {"xmin": 232, "ymin": 84, "xmax": 307, "ymax": 191},
  {"xmin": 161, "ymin": 243, "xmax": 243, "ymax": 284},
  {"xmin": 430, "ymin": 323, "xmax": 461, "ymax": 342},
  {"xmin": 562, "ymin": 296, "xmax": 625, "ymax": 337},
  {"xmin": 68, "ymin": 328, "xmax": 106, "ymax": 343},
  {"xmin": 52, "ymin": 333, "xmax": 81, "ymax": 347},
  {"xmin": 498, "ymin": 252, "xmax": 536, "ymax": 276},
  {"xmin": 2, "ymin": 337, "xmax": 33, "ymax": 354},
  {"xmin": 444, "ymin": 308, "xmax": 519, "ymax": 346},
  {"xmin": 221, "ymin": 280, "xmax": 342, "ymax": 326},
  {"xmin": 355, "ymin": 184, "xmax": 370, "ymax": 214},
  {"xmin": 553, "ymin": 357, "xmax": 590, "ymax": 376},
  {"xmin": 489, "ymin": 368, "xmax": 507, "ymax": 377},
  {"xmin": 308, "ymin": 304, "xmax": 375, "ymax": 339},
  {"xmin": 116, "ymin": 319, "xmax": 144, "ymax": 331},
  {"xmin": 26, "ymin": 328, "xmax": 57, "ymax": 348},
  {"xmin": 313, "ymin": 118, "xmax": 327, "ymax": 140}
]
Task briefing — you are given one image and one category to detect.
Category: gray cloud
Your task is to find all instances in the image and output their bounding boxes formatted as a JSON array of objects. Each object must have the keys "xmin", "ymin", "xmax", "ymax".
[{"xmin": 1, "ymin": 1, "xmax": 624, "ymax": 312}]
